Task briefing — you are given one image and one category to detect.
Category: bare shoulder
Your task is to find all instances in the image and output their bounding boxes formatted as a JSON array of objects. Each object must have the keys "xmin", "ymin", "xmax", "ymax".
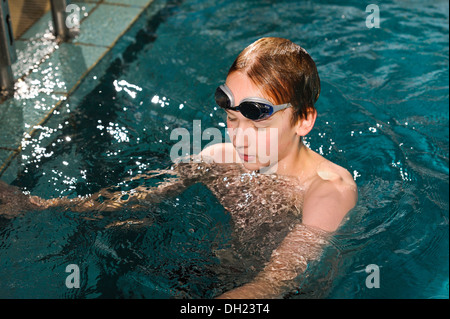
[
  {"xmin": 199, "ymin": 142, "xmax": 239, "ymax": 163},
  {"xmin": 316, "ymin": 159, "xmax": 356, "ymax": 190},
  {"xmin": 302, "ymin": 156, "xmax": 358, "ymax": 232}
]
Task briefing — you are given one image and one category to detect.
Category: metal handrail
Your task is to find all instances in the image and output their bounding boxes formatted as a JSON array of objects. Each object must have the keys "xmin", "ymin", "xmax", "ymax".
[
  {"xmin": 1, "ymin": 0, "xmax": 78, "ymax": 98},
  {"xmin": 0, "ymin": 0, "xmax": 17, "ymax": 97},
  {"xmin": 50, "ymin": 0, "xmax": 78, "ymax": 41}
]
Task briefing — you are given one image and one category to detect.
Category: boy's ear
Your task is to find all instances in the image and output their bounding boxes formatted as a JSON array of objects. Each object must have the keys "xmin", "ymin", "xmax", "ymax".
[{"xmin": 295, "ymin": 108, "xmax": 317, "ymax": 137}]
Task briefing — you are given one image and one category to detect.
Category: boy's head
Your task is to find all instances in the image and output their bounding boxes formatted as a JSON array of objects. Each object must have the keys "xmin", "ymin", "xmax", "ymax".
[
  {"xmin": 220, "ymin": 37, "xmax": 321, "ymax": 173},
  {"xmin": 227, "ymin": 37, "xmax": 321, "ymax": 126}
]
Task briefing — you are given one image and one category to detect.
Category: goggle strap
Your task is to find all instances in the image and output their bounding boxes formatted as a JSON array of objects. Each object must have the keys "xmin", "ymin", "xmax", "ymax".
[{"xmin": 271, "ymin": 103, "xmax": 291, "ymax": 113}]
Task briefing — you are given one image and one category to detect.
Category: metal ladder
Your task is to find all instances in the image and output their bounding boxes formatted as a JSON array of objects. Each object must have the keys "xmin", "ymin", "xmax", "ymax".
[{"xmin": 1, "ymin": 0, "xmax": 77, "ymax": 98}]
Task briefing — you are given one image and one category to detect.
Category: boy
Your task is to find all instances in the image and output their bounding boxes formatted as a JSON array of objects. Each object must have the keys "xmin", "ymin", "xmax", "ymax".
[
  {"xmin": 203, "ymin": 37, "xmax": 357, "ymax": 233},
  {"xmin": 1, "ymin": 37, "xmax": 357, "ymax": 298},
  {"xmin": 199, "ymin": 37, "xmax": 357, "ymax": 298}
]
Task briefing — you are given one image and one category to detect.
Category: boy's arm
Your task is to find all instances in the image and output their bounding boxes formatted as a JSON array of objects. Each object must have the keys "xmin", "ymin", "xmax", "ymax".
[
  {"xmin": 217, "ymin": 174, "xmax": 357, "ymax": 299},
  {"xmin": 34, "ymin": 158, "xmax": 213, "ymax": 212},
  {"xmin": 302, "ymin": 170, "xmax": 358, "ymax": 232},
  {"xmin": 216, "ymin": 223, "xmax": 329, "ymax": 299},
  {"xmin": 35, "ymin": 175, "xmax": 188, "ymax": 212},
  {"xmin": 0, "ymin": 180, "xmax": 47, "ymax": 218}
]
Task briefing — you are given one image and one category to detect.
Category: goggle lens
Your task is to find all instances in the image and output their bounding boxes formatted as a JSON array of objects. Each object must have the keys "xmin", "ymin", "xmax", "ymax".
[
  {"xmin": 214, "ymin": 87, "xmax": 231, "ymax": 109},
  {"xmin": 239, "ymin": 102, "xmax": 266, "ymax": 120}
]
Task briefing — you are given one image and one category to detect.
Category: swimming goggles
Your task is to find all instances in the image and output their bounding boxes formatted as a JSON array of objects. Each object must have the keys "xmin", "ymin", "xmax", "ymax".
[{"xmin": 215, "ymin": 84, "xmax": 291, "ymax": 121}]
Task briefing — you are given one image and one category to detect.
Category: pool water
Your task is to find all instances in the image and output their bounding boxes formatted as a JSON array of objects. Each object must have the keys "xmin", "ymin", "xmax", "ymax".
[{"xmin": 0, "ymin": 0, "xmax": 448, "ymax": 298}]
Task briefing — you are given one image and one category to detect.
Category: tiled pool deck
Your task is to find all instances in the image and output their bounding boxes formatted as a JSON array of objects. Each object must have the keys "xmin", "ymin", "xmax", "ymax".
[{"xmin": 0, "ymin": 0, "xmax": 155, "ymax": 183}]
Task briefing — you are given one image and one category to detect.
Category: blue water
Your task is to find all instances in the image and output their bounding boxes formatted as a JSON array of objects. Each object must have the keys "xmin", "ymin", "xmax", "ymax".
[{"xmin": 0, "ymin": 0, "xmax": 448, "ymax": 298}]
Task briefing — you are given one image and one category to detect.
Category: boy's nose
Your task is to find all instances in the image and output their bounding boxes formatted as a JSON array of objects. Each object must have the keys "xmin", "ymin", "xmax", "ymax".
[
  {"xmin": 234, "ymin": 129, "xmax": 249, "ymax": 149},
  {"xmin": 230, "ymin": 124, "xmax": 255, "ymax": 149}
]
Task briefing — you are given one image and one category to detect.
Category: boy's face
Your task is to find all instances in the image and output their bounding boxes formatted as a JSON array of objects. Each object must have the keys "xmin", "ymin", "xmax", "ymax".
[{"xmin": 225, "ymin": 72, "xmax": 301, "ymax": 172}]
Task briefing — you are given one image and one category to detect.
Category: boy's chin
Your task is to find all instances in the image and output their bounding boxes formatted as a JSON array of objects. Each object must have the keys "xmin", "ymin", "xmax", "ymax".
[
  {"xmin": 241, "ymin": 161, "xmax": 275, "ymax": 173},
  {"xmin": 241, "ymin": 161, "xmax": 261, "ymax": 171}
]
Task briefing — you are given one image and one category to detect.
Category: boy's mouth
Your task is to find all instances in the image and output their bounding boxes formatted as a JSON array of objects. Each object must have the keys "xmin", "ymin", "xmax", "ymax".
[{"xmin": 238, "ymin": 152, "xmax": 256, "ymax": 162}]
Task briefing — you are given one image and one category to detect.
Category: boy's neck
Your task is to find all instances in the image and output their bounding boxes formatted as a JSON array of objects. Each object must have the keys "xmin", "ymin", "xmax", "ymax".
[{"xmin": 273, "ymin": 142, "xmax": 314, "ymax": 178}]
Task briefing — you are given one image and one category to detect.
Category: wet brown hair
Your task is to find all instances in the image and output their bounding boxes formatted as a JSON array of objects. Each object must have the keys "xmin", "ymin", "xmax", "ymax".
[{"xmin": 228, "ymin": 37, "xmax": 321, "ymax": 125}]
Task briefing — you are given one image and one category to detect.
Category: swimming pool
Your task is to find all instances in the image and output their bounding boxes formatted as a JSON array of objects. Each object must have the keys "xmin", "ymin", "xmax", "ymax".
[{"xmin": 0, "ymin": 0, "xmax": 448, "ymax": 299}]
